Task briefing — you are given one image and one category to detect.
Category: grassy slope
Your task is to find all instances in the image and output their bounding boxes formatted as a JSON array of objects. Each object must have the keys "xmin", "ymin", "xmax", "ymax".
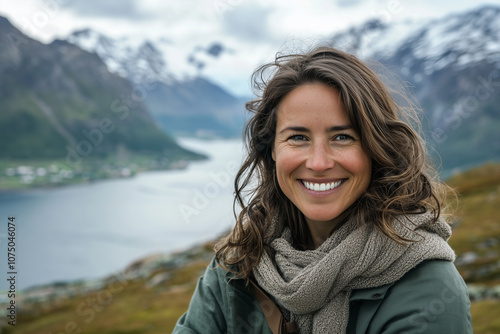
[
  {"xmin": 7, "ymin": 257, "xmax": 212, "ymax": 334},
  {"xmin": 6, "ymin": 163, "xmax": 500, "ymax": 333},
  {"xmin": 446, "ymin": 163, "xmax": 500, "ymax": 332},
  {"xmin": 447, "ymin": 164, "xmax": 500, "ymax": 284}
]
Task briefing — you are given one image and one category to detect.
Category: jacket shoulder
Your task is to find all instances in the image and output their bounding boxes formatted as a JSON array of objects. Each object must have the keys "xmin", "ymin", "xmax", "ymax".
[
  {"xmin": 172, "ymin": 257, "xmax": 229, "ymax": 334},
  {"xmin": 366, "ymin": 260, "xmax": 473, "ymax": 333},
  {"xmin": 173, "ymin": 257, "xmax": 272, "ymax": 334}
]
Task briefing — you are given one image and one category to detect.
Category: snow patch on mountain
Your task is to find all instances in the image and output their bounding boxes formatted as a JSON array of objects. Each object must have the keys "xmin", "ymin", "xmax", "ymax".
[
  {"xmin": 67, "ymin": 29, "xmax": 229, "ymax": 87},
  {"xmin": 331, "ymin": 5, "xmax": 500, "ymax": 76}
]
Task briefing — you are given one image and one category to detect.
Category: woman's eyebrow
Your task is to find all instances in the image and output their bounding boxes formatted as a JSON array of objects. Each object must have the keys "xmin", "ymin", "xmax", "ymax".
[
  {"xmin": 278, "ymin": 126, "xmax": 309, "ymax": 134},
  {"xmin": 327, "ymin": 125, "xmax": 353, "ymax": 131},
  {"xmin": 279, "ymin": 125, "xmax": 353, "ymax": 134}
]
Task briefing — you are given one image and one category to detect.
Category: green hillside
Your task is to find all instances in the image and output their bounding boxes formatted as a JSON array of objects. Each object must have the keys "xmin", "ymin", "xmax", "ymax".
[
  {"xmin": 446, "ymin": 163, "xmax": 500, "ymax": 333},
  {"xmin": 3, "ymin": 163, "xmax": 500, "ymax": 333},
  {"xmin": 0, "ymin": 17, "xmax": 206, "ymax": 189}
]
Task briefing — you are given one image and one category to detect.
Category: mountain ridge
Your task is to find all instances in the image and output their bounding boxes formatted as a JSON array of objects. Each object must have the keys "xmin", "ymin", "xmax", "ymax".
[
  {"xmin": 0, "ymin": 16, "xmax": 203, "ymax": 162},
  {"xmin": 329, "ymin": 5, "xmax": 500, "ymax": 172},
  {"xmin": 67, "ymin": 29, "xmax": 248, "ymax": 138}
]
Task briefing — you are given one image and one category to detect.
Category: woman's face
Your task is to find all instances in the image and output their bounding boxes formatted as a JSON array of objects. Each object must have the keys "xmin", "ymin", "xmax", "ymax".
[{"xmin": 272, "ymin": 83, "xmax": 371, "ymax": 229}]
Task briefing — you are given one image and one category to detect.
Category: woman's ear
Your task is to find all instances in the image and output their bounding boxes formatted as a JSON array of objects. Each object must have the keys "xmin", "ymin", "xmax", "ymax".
[{"xmin": 272, "ymin": 147, "xmax": 276, "ymax": 161}]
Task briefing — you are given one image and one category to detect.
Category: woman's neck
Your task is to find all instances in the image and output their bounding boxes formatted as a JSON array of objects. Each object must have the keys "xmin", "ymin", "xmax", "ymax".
[{"xmin": 305, "ymin": 212, "xmax": 349, "ymax": 249}]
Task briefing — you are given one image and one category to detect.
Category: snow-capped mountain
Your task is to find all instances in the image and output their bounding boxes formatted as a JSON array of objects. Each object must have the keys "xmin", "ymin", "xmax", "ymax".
[
  {"xmin": 68, "ymin": 29, "xmax": 177, "ymax": 85},
  {"xmin": 330, "ymin": 5, "xmax": 500, "ymax": 172},
  {"xmin": 331, "ymin": 6, "xmax": 500, "ymax": 80},
  {"xmin": 67, "ymin": 29, "xmax": 229, "ymax": 86},
  {"xmin": 67, "ymin": 29, "xmax": 245, "ymax": 138}
]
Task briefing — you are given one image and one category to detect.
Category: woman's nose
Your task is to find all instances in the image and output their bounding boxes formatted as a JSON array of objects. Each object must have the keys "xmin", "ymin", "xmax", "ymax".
[{"xmin": 305, "ymin": 142, "xmax": 335, "ymax": 172}]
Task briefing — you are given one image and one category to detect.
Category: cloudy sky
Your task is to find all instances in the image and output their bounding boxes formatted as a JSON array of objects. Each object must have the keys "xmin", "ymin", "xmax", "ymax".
[{"xmin": 1, "ymin": 0, "xmax": 499, "ymax": 96}]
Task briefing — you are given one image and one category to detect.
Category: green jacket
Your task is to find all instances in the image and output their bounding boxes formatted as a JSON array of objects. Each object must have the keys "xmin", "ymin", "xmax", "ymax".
[{"xmin": 173, "ymin": 258, "xmax": 472, "ymax": 334}]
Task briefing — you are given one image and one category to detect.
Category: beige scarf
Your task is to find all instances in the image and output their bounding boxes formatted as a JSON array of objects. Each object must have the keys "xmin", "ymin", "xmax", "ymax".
[{"xmin": 253, "ymin": 212, "xmax": 455, "ymax": 333}]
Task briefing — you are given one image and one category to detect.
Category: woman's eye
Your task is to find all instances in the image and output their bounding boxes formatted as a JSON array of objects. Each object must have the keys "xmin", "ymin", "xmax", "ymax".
[
  {"xmin": 288, "ymin": 134, "xmax": 307, "ymax": 141},
  {"xmin": 334, "ymin": 134, "xmax": 353, "ymax": 141}
]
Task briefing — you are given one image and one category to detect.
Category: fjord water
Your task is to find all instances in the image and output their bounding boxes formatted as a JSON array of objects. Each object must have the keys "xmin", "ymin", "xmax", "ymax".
[{"xmin": 0, "ymin": 138, "xmax": 244, "ymax": 290}]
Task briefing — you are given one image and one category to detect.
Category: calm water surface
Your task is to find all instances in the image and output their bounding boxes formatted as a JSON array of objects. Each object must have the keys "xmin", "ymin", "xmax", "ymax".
[{"xmin": 0, "ymin": 138, "xmax": 244, "ymax": 290}]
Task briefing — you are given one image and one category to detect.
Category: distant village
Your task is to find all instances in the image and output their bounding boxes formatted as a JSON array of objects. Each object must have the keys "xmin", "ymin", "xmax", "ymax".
[{"xmin": 0, "ymin": 158, "xmax": 189, "ymax": 190}]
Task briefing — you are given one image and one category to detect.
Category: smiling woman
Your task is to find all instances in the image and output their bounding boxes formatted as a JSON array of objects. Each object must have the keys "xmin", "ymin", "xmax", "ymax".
[
  {"xmin": 273, "ymin": 83, "xmax": 372, "ymax": 248},
  {"xmin": 172, "ymin": 47, "xmax": 473, "ymax": 334}
]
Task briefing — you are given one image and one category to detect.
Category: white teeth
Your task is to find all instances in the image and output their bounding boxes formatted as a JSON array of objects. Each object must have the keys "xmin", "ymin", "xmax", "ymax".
[{"xmin": 303, "ymin": 180, "xmax": 343, "ymax": 192}]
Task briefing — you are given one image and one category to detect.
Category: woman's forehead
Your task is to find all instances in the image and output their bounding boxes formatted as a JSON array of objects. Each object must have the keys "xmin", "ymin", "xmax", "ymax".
[{"xmin": 275, "ymin": 83, "xmax": 350, "ymax": 126}]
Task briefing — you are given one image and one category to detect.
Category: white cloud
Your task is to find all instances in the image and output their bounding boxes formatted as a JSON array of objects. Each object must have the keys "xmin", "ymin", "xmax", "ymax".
[
  {"xmin": 65, "ymin": 0, "xmax": 146, "ymax": 19},
  {"xmin": 222, "ymin": 4, "xmax": 274, "ymax": 42}
]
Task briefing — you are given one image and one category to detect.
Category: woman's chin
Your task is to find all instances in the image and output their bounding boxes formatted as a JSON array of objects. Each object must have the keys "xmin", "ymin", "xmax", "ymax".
[{"xmin": 303, "ymin": 212, "xmax": 342, "ymax": 225}]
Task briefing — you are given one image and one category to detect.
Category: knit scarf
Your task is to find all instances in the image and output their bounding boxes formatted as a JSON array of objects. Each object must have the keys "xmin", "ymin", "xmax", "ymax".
[{"xmin": 252, "ymin": 212, "xmax": 455, "ymax": 333}]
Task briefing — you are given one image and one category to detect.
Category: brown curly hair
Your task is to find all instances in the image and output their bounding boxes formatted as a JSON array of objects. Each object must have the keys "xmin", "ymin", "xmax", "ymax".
[{"xmin": 215, "ymin": 46, "xmax": 453, "ymax": 280}]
